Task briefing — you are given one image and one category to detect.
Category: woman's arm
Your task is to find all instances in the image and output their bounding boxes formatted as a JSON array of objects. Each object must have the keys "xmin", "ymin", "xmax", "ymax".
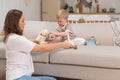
[
  {"xmin": 32, "ymin": 42, "xmax": 72, "ymax": 52},
  {"xmin": 29, "ymin": 39, "xmax": 39, "ymax": 44}
]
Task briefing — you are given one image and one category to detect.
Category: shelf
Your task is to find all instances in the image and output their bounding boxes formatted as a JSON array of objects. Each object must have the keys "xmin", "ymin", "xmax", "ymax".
[{"xmin": 69, "ymin": 12, "xmax": 120, "ymax": 15}]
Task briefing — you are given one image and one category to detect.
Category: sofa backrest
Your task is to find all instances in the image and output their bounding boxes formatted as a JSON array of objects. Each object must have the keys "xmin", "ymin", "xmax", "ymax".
[
  {"xmin": 24, "ymin": 21, "xmax": 57, "ymax": 39},
  {"xmin": 24, "ymin": 21, "xmax": 114, "ymax": 45},
  {"xmin": 71, "ymin": 23, "xmax": 114, "ymax": 45}
]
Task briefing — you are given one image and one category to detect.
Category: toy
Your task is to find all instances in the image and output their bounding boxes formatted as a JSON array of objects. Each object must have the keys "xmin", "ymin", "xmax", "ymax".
[
  {"xmin": 86, "ymin": 36, "xmax": 100, "ymax": 45},
  {"xmin": 66, "ymin": 31, "xmax": 77, "ymax": 49},
  {"xmin": 37, "ymin": 29, "xmax": 54, "ymax": 45},
  {"xmin": 37, "ymin": 29, "xmax": 77, "ymax": 49}
]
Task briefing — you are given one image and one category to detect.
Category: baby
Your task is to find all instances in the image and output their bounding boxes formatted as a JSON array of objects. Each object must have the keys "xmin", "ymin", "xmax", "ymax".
[{"xmin": 50, "ymin": 9, "xmax": 86, "ymax": 46}]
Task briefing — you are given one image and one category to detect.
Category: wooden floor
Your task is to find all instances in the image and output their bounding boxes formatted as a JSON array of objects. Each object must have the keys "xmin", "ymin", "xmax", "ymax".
[
  {"xmin": 0, "ymin": 70, "xmax": 5, "ymax": 80},
  {"xmin": 56, "ymin": 77, "xmax": 81, "ymax": 80},
  {"xmin": 33, "ymin": 74, "xmax": 82, "ymax": 80},
  {"xmin": 0, "ymin": 72, "xmax": 82, "ymax": 80}
]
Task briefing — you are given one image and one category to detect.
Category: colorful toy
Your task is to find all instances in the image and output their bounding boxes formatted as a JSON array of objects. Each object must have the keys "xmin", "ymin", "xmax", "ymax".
[{"xmin": 86, "ymin": 36, "xmax": 100, "ymax": 45}]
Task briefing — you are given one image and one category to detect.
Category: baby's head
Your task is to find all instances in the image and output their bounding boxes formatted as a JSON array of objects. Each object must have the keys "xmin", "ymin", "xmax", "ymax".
[{"xmin": 56, "ymin": 9, "xmax": 68, "ymax": 27}]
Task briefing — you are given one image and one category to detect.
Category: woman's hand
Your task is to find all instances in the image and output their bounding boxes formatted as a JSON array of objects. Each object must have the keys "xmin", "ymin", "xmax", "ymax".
[
  {"xmin": 29, "ymin": 39, "xmax": 39, "ymax": 44},
  {"xmin": 64, "ymin": 41, "xmax": 77, "ymax": 49}
]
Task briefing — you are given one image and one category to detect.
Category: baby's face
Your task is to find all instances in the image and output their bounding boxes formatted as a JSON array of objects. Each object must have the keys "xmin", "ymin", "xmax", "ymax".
[{"xmin": 57, "ymin": 17, "xmax": 68, "ymax": 27}]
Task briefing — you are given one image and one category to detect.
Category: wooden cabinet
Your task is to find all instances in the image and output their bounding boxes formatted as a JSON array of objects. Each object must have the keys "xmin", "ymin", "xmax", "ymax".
[{"xmin": 41, "ymin": 0, "xmax": 65, "ymax": 21}]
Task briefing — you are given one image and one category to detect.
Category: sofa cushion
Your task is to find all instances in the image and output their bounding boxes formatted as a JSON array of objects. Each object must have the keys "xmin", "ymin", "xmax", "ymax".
[
  {"xmin": 23, "ymin": 21, "xmax": 57, "ymax": 39},
  {"xmin": 50, "ymin": 46, "xmax": 120, "ymax": 69},
  {"xmin": 71, "ymin": 23, "xmax": 114, "ymax": 45},
  {"xmin": 0, "ymin": 42, "xmax": 5, "ymax": 59},
  {"xmin": 32, "ymin": 52, "xmax": 49, "ymax": 63}
]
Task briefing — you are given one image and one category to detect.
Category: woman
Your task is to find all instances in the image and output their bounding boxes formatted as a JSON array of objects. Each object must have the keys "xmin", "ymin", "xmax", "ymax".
[{"xmin": 3, "ymin": 9, "xmax": 74, "ymax": 80}]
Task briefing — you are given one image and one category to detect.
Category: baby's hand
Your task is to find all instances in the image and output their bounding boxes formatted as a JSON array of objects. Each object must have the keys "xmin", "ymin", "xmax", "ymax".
[
  {"xmin": 50, "ymin": 32, "xmax": 56, "ymax": 35},
  {"xmin": 49, "ymin": 33, "xmax": 56, "ymax": 41},
  {"xmin": 65, "ymin": 30, "xmax": 72, "ymax": 34}
]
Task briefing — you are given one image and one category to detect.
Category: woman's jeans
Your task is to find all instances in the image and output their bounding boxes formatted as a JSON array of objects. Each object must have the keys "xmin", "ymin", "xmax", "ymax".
[{"xmin": 16, "ymin": 75, "xmax": 56, "ymax": 80}]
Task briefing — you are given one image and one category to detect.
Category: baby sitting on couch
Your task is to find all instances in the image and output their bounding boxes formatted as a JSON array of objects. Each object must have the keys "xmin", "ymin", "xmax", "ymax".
[
  {"xmin": 50, "ymin": 9, "xmax": 86, "ymax": 46},
  {"xmin": 35, "ymin": 9, "xmax": 85, "ymax": 47}
]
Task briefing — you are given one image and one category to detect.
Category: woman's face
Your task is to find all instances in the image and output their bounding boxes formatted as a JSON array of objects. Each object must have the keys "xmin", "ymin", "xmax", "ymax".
[{"xmin": 19, "ymin": 15, "xmax": 25, "ymax": 31}]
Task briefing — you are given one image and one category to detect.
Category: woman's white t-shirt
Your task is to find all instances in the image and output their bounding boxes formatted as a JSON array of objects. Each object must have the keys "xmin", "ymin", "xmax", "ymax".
[{"xmin": 5, "ymin": 33, "xmax": 35, "ymax": 80}]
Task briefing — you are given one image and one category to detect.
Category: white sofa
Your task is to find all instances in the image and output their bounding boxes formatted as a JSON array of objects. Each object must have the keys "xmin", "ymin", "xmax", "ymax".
[{"xmin": 1, "ymin": 21, "xmax": 120, "ymax": 80}]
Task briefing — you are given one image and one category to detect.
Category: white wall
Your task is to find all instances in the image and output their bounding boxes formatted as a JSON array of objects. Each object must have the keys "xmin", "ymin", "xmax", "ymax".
[
  {"xmin": 65, "ymin": 0, "xmax": 120, "ymax": 13},
  {"xmin": 0, "ymin": 0, "xmax": 41, "ymax": 31},
  {"xmin": 99, "ymin": 0, "xmax": 120, "ymax": 12},
  {"xmin": 64, "ymin": 0, "xmax": 77, "ymax": 11}
]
